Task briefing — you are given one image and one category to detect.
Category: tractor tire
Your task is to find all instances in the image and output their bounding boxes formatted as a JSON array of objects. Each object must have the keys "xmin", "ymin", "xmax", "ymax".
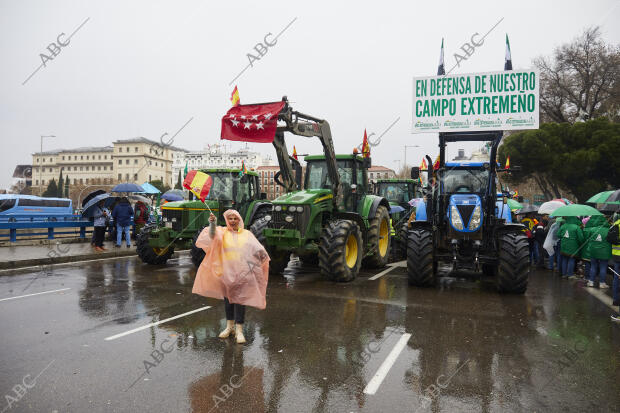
[
  {"xmin": 496, "ymin": 232, "xmax": 530, "ymax": 294},
  {"xmin": 319, "ymin": 219, "xmax": 363, "ymax": 282},
  {"xmin": 249, "ymin": 217, "xmax": 289, "ymax": 275},
  {"xmin": 136, "ymin": 225, "xmax": 174, "ymax": 265},
  {"xmin": 363, "ymin": 205, "xmax": 391, "ymax": 268},
  {"xmin": 406, "ymin": 228, "xmax": 435, "ymax": 287},
  {"xmin": 395, "ymin": 222, "xmax": 409, "ymax": 260},
  {"xmin": 190, "ymin": 226, "xmax": 207, "ymax": 268}
]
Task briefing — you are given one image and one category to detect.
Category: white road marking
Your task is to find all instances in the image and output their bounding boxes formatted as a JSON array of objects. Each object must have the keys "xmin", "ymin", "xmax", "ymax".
[
  {"xmin": 363, "ymin": 333, "xmax": 412, "ymax": 395},
  {"xmin": 369, "ymin": 266, "xmax": 398, "ymax": 280},
  {"xmin": 0, "ymin": 287, "xmax": 71, "ymax": 302},
  {"xmin": 581, "ymin": 284, "xmax": 616, "ymax": 311},
  {"xmin": 104, "ymin": 306, "xmax": 211, "ymax": 341}
]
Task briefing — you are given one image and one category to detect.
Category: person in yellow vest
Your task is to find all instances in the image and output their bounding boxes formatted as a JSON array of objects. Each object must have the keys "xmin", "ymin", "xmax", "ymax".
[{"xmin": 606, "ymin": 212, "xmax": 620, "ymax": 321}]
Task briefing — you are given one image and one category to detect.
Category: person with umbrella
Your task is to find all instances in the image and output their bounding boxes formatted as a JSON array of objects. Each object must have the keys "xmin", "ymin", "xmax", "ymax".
[
  {"xmin": 193, "ymin": 210, "xmax": 270, "ymax": 344},
  {"xmin": 92, "ymin": 200, "xmax": 108, "ymax": 252},
  {"xmin": 112, "ymin": 197, "xmax": 134, "ymax": 248},
  {"xmin": 558, "ymin": 217, "xmax": 585, "ymax": 279},
  {"xmin": 584, "ymin": 215, "xmax": 612, "ymax": 289}
]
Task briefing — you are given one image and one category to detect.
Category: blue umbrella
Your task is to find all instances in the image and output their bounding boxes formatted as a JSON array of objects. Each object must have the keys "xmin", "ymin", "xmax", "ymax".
[
  {"xmin": 82, "ymin": 193, "xmax": 111, "ymax": 218},
  {"xmin": 389, "ymin": 205, "xmax": 405, "ymax": 214},
  {"xmin": 161, "ymin": 192, "xmax": 183, "ymax": 201},
  {"xmin": 112, "ymin": 183, "xmax": 144, "ymax": 193},
  {"xmin": 141, "ymin": 182, "xmax": 161, "ymax": 194}
]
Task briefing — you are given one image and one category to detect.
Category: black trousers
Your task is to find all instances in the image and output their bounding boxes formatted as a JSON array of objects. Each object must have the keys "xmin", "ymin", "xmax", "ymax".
[
  {"xmin": 224, "ymin": 297, "xmax": 245, "ymax": 324},
  {"xmin": 94, "ymin": 226, "xmax": 106, "ymax": 247}
]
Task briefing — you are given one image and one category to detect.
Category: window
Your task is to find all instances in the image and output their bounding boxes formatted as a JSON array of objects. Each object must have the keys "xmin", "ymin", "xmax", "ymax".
[
  {"xmin": 149, "ymin": 175, "xmax": 151, "ymax": 181},
  {"xmin": 81, "ymin": 155, "xmax": 83, "ymax": 160},
  {"xmin": 73, "ymin": 179, "xmax": 77, "ymax": 184},
  {"xmin": 86, "ymin": 155, "xmax": 89, "ymax": 160},
  {"xmin": 49, "ymin": 158, "xmax": 52, "ymax": 162},
  {"xmin": 49, "ymin": 168, "xmax": 52, "ymax": 172},
  {"xmin": 119, "ymin": 147, "xmax": 122, "ymax": 152},
  {"xmin": 125, "ymin": 174, "xmax": 129, "ymax": 180},
  {"xmin": 134, "ymin": 159, "xmax": 138, "ymax": 164},
  {"xmin": 61, "ymin": 167, "xmax": 64, "ymax": 171},
  {"xmin": 74, "ymin": 166, "xmax": 77, "ymax": 171},
  {"xmin": 98, "ymin": 155, "xmax": 101, "ymax": 160},
  {"xmin": 86, "ymin": 166, "xmax": 89, "ymax": 171},
  {"xmin": 149, "ymin": 161, "xmax": 152, "ymax": 166},
  {"xmin": 118, "ymin": 160, "xmax": 122, "ymax": 165},
  {"xmin": 80, "ymin": 167, "xmax": 83, "ymax": 171},
  {"xmin": 118, "ymin": 174, "xmax": 122, "ymax": 180},
  {"xmin": 35, "ymin": 180, "xmax": 39, "ymax": 185},
  {"xmin": 85, "ymin": 178, "xmax": 89, "ymax": 184},
  {"xmin": 80, "ymin": 179, "xmax": 83, "ymax": 184},
  {"xmin": 68, "ymin": 156, "xmax": 71, "ymax": 160},
  {"xmin": 98, "ymin": 166, "xmax": 101, "ymax": 171},
  {"xmin": 62, "ymin": 156, "xmax": 65, "ymax": 160},
  {"xmin": 104, "ymin": 166, "xmax": 107, "ymax": 171},
  {"xmin": 134, "ymin": 174, "xmax": 138, "ymax": 180},
  {"xmin": 135, "ymin": 147, "xmax": 138, "ymax": 153},
  {"xmin": 104, "ymin": 155, "xmax": 107, "ymax": 159},
  {"xmin": 125, "ymin": 159, "xmax": 129, "ymax": 165}
]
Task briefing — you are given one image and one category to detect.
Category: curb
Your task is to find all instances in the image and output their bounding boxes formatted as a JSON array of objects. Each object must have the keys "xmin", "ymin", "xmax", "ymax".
[{"xmin": 0, "ymin": 249, "xmax": 190, "ymax": 272}]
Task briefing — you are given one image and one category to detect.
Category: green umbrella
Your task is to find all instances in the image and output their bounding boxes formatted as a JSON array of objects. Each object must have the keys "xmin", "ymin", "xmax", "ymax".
[
  {"xmin": 586, "ymin": 190, "xmax": 615, "ymax": 204},
  {"xmin": 550, "ymin": 204, "xmax": 603, "ymax": 217},
  {"xmin": 507, "ymin": 199, "xmax": 523, "ymax": 211}
]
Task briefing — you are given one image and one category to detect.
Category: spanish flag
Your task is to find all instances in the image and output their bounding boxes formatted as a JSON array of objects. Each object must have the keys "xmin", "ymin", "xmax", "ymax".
[
  {"xmin": 183, "ymin": 170, "xmax": 213, "ymax": 202},
  {"xmin": 433, "ymin": 155, "xmax": 440, "ymax": 170},
  {"xmin": 292, "ymin": 146, "xmax": 298, "ymax": 161},
  {"xmin": 362, "ymin": 129, "xmax": 370, "ymax": 158},
  {"xmin": 230, "ymin": 86, "xmax": 240, "ymax": 107},
  {"xmin": 420, "ymin": 158, "xmax": 428, "ymax": 170},
  {"xmin": 239, "ymin": 160, "xmax": 247, "ymax": 176},
  {"xmin": 505, "ymin": 156, "xmax": 510, "ymax": 169}
]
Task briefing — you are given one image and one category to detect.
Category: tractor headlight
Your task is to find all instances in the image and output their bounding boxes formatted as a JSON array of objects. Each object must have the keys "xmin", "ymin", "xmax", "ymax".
[
  {"xmin": 294, "ymin": 206, "xmax": 304, "ymax": 212},
  {"xmin": 468, "ymin": 206, "xmax": 481, "ymax": 230},
  {"xmin": 274, "ymin": 205, "xmax": 282, "ymax": 212},
  {"xmin": 450, "ymin": 205, "xmax": 464, "ymax": 230},
  {"xmin": 171, "ymin": 218, "xmax": 177, "ymax": 223},
  {"xmin": 264, "ymin": 215, "xmax": 271, "ymax": 222},
  {"xmin": 284, "ymin": 215, "xmax": 294, "ymax": 223}
]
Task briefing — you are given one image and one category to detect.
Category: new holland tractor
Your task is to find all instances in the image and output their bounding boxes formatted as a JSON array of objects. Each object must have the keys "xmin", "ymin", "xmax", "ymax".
[
  {"xmin": 246, "ymin": 98, "xmax": 392, "ymax": 282},
  {"xmin": 374, "ymin": 178, "xmax": 419, "ymax": 258},
  {"xmin": 136, "ymin": 168, "xmax": 271, "ymax": 266},
  {"xmin": 406, "ymin": 131, "xmax": 529, "ymax": 293}
]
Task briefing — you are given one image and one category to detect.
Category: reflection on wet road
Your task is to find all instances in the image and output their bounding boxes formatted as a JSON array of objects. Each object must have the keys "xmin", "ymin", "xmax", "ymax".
[{"xmin": 1, "ymin": 255, "xmax": 619, "ymax": 412}]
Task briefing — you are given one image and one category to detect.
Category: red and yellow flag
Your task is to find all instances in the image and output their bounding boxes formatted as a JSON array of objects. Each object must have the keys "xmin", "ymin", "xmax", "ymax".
[
  {"xmin": 241, "ymin": 160, "xmax": 247, "ymax": 174},
  {"xmin": 505, "ymin": 156, "xmax": 510, "ymax": 169},
  {"xmin": 420, "ymin": 158, "xmax": 428, "ymax": 170},
  {"xmin": 433, "ymin": 155, "xmax": 440, "ymax": 170},
  {"xmin": 292, "ymin": 146, "xmax": 298, "ymax": 161},
  {"xmin": 183, "ymin": 170, "xmax": 213, "ymax": 202},
  {"xmin": 230, "ymin": 86, "xmax": 240, "ymax": 107},
  {"xmin": 361, "ymin": 129, "xmax": 370, "ymax": 158}
]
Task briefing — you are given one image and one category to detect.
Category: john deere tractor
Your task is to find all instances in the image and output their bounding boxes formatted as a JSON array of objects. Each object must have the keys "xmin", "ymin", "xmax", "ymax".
[
  {"xmin": 406, "ymin": 131, "xmax": 529, "ymax": 293},
  {"xmin": 136, "ymin": 168, "xmax": 271, "ymax": 266},
  {"xmin": 245, "ymin": 98, "xmax": 392, "ymax": 282},
  {"xmin": 374, "ymin": 178, "xmax": 419, "ymax": 258}
]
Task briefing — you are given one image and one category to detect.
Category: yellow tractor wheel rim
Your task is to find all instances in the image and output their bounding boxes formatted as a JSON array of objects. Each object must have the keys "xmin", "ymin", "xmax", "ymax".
[
  {"xmin": 379, "ymin": 218, "xmax": 389, "ymax": 257},
  {"xmin": 345, "ymin": 233, "xmax": 358, "ymax": 268},
  {"xmin": 153, "ymin": 247, "xmax": 168, "ymax": 256}
]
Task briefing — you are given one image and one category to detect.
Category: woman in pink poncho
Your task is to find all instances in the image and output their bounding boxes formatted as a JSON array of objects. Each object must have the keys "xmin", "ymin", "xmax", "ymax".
[{"xmin": 193, "ymin": 209, "xmax": 269, "ymax": 344}]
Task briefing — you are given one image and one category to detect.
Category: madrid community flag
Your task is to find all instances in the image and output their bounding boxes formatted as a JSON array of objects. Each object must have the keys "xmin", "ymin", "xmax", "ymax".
[
  {"xmin": 505, "ymin": 156, "xmax": 511, "ymax": 169},
  {"xmin": 361, "ymin": 129, "xmax": 370, "ymax": 158},
  {"xmin": 230, "ymin": 86, "xmax": 240, "ymax": 106},
  {"xmin": 183, "ymin": 170, "xmax": 213, "ymax": 202},
  {"xmin": 292, "ymin": 146, "xmax": 298, "ymax": 161},
  {"xmin": 504, "ymin": 34, "xmax": 513, "ymax": 71},
  {"xmin": 221, "ymin": 101, "xmax": 286, "ymax": 143}
]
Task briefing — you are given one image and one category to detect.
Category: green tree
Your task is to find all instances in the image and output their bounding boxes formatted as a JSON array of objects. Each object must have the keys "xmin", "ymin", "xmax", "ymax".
[
  {"xmin": 42, "ymin": 179, "xmax": 58, "ymax": 198},
  {"xmin": 57, "ymin": 170, "xmax": 64, "ymax": 197},
  {"xmin": 150, "ymin": 179, "xmax": 171, "ymax": 194},
  {"xmin": 499, "ymin": 118, "xmax": 620, "ymax": 202},
  {"xmin": 64, "ymin": 175, "xmax": 70, "ymax": 197},
  {"xmin": 175, "ymin": 170, "xmax": 183, "ymax": 189}
]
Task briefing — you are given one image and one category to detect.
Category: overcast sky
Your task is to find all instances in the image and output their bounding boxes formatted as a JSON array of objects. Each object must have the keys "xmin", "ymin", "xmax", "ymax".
[{"xmin": 1, "ymin": 0, "xmax": 619, "ymax": 189}]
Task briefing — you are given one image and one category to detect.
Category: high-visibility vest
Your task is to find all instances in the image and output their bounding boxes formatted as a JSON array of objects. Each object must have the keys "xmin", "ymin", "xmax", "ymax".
[
  {"xmin": 389, "ymin": 219, "xmax": 396, "ymax": 236},
  {"xmin": 613, "ymin": 219, "xmax": 620, "ymax": 258}
]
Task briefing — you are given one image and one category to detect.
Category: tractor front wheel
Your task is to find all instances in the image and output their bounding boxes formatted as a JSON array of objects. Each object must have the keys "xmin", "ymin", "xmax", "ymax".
[
  {"xmin": 136, "ymin": 225, "xmax": 174, "ymax": 265},
  {"xmin": 364, "ymin": 205, "xmax": 391, "ymax": 268},
  {"xmin": 319, "ymin": 219, "xmax": 363, "ymax": 282},
  {"xmin": 250, "ymin": 217, "xmax": 289, "ymax": 275},
  {"xmin": 496, "ymin": 232, "xmax": 529, "ymax": 294},
  {"xmin": 406, "ymin": 228, "xmax": 435, "ymax": 286}
]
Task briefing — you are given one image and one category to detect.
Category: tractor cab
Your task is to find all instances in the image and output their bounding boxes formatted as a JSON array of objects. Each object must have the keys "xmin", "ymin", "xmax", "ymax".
[{"xmin": 375, "ymin": 179, "xmax": 417, "ymax": 209}]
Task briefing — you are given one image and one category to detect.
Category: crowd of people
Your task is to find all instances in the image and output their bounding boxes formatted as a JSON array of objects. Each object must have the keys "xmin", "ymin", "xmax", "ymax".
[
  {"xmin": 90, "ymin": 198, "xmax": 152, "ymax": 251},
  {"xmin": 517, "ymin": 211, "xmax": 620, "ymax": 322}
]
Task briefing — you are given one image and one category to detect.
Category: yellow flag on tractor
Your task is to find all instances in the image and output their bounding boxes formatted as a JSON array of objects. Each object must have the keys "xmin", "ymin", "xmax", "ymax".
[
  {"xmin": 420, "ymin": 158, "xmax": 427, "ymax": 170},
  {"xmin": 433, "ymin": 155, "xmax": 440, "ymax": 170},
  {"xmin": 292, "ymin": 145, "xmax": 298, "ymax": 161},
  {"xmin": 362, "ymin": 129, "xmax": 370, "ymax": 158},
  {"xmin": 183, "ymin": 170, "xmax": 214, "ymax": 202},
  {"xmin": 505, "ymin": 156, "xmax": 511, "ymax": 169},
  {"xmin": 230, "ymin": 86, "xmax": 240, "ymax": 107}
]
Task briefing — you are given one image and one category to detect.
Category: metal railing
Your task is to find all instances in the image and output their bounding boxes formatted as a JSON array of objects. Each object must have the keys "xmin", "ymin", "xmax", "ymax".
[{"xmin": 0, "ymin": 215, "xmax": 93, "ymax": 242}]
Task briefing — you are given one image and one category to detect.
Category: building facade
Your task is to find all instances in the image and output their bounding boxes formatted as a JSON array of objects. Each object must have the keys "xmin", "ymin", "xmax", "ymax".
[{"xmin": 368, "ymin": 165, "xmax": 396, "ymax": 184}]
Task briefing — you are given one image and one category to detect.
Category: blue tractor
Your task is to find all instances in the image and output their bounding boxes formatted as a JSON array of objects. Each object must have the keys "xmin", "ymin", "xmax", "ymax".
[{"xmin": 407, "ymin": 131, "xmax": 530, "ymax": 293}]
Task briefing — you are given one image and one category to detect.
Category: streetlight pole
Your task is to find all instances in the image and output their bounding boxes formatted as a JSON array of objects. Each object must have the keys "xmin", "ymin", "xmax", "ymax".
[
  {"xmin": 40, "ymin": 135, "xmax": 55, "ymax": 195},
  {"xmin": 403, "ymin": 145, "xmax": 420, "ymax": 171},
  {"xmin": 393, "ymin": 159, "xmax": 401, "ymax": 175}
]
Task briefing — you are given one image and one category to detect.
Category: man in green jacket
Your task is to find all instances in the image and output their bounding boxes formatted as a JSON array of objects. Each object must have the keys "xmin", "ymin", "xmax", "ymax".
[
  {"xmin": 584, "ymin": 215, "xmax": 611, "ymax": 288},
  {"xmin": 559, "ymin": 216, "xmax": 584, "ymax": 279}
]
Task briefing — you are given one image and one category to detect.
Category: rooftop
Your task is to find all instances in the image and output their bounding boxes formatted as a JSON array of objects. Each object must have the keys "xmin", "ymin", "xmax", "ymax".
[
  {"xmin": 113, "ymin": 137, "xmax": 188, "ymax": 152},
  {"xmin": 368, "ymin": 165, "xmax": 395, "ymax": 172},
  {"xmin": 32, "ymin": 146, "xmax": 114, "ymax": 156}
]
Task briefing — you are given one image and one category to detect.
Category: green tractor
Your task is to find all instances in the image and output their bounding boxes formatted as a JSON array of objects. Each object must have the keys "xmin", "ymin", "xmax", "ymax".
[
  {"xmin": 136, "ymin": 168, "xmax": 271, "ymax": 266},
  {"xmin": 374, "ymin": 179, "xmax": 419, "ymax": 258},
  {"xmin": 245, "ymin": 98, "xmax": 392, "ymax": 282}
]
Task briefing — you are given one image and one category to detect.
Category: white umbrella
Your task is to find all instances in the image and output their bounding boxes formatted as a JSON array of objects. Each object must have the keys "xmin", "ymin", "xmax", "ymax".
[{"xmin": 537, "ymin": 200, "xmax": 566, "ymax": 215}]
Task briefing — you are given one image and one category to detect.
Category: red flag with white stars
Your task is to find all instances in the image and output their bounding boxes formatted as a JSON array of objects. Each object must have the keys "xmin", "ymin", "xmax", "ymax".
[{"xmin": 220, "ymin": 101, "xmax": 286, "ymax": 143}]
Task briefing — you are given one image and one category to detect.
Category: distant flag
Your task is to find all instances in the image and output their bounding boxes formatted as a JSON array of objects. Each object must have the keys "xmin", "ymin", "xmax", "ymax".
[
  {"xmin": 183, "ymin": 161, "xmax": 188, "ymax": 178},
  {"xmin": 505, "ymin": 156, "xmax": 511, "ymax": 169},
  {"xmin": 361, "ymin": 129, "xmax": 370, "ymax": 158},
  {"xmin": 513, "ymin": 190, "xmax": 519, "ymax": 198},
  {"xmin": 433, "ymin": 155, "xmax": 440, "ymax": 170},
  {"xmin": 292, "ymin": 145, "xmax": 298, "ymax": 161},
  {"xmin": 437, "ymin": 38, "xmax": 445, "ymax": 75},
  {"xmin": 230, "ymin": 85, "xmax": 240, "ymax": 106},
  {"xmin": 183, "ymin": 170, "xmax": 214, "ymax": 203},
  {"xmin": 239, "ymin": 160, "xmax": 247, "ymax": 177},
  {"xmin": 504, "ymin": 34, "xmax": 512, "ymax": 71},
  {"xmin": 420, "ymin": 158, "xmax": 427, "ymax": 170}
]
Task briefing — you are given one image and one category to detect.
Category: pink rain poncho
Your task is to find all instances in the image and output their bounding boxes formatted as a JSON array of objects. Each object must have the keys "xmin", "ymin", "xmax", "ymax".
[{"xmin": 192, "ymin": 209, "xmax": 270, "ymax": 309}]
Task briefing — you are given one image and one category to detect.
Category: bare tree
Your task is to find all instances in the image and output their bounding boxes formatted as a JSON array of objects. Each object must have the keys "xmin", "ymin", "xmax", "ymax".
[{"xmin": 534, "ymin": 26, "xmax": 620, "ymax": 123}]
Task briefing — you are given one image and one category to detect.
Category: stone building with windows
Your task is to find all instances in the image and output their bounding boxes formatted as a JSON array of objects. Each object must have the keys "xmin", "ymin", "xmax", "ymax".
[{"xmin": 368, "ymin": 165, "xmax": 396, "ymax": 184}]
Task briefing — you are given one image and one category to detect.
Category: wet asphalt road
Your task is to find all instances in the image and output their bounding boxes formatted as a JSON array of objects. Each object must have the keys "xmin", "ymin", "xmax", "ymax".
[{"xmin": 1, "ymin": 255, "xmax": 619, "ymax": 413}]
